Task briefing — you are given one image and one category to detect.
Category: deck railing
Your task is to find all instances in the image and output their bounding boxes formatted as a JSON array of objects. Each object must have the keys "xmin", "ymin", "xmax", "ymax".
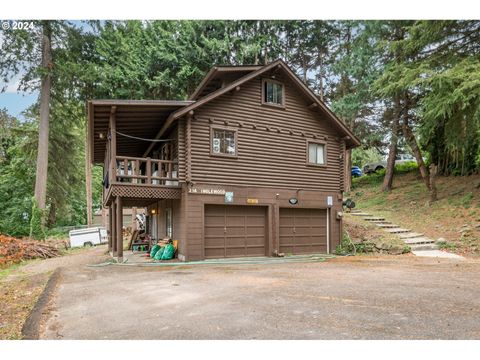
[{"xmin": 113, "ymin": 156, "xmax": 179, "ymax": 186}]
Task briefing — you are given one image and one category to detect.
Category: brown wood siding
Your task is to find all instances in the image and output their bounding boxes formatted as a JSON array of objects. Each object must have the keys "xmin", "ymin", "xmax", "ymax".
[
  {"xmin": 189, "ymin": 72, "xmax": 343, "ymax": 191},
  {"xmin": 279, "ymin": 208, "xmax": 327, "ymax": 254},
  {"xmin": 204, "ymin": 205, "xmax": 267, "ymax": 258},
  {"xmin": 183, "ymin": 184, "xmax": 342, "ymax": 261},
  {"xmin": 177, "ymin": 121, "xmax": 186, "ymax": 182}
]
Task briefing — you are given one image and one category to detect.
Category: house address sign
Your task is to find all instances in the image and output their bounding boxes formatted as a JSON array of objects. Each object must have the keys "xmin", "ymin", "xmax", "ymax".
[{"xmin": 188, "ymin": 187, "xmax": 226, "ymax": 195}]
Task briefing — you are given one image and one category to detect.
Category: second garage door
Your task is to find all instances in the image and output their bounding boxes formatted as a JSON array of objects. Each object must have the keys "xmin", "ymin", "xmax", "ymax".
[
  {"xmin": 204, "ymin": 205, "xmax": 267, "ymax": 258},
  {"xmin": 279, "ymin": 208, "xmax": 327, "ymax": 254}
]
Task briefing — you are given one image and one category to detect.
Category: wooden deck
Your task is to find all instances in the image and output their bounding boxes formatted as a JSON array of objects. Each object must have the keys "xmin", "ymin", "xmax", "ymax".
[{"xmin": 103, "ymin": 156, "xmax": 181, "ymax": 206}]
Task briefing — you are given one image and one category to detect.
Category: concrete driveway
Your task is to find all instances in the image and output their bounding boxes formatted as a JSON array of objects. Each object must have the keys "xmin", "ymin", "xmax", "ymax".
[{"xmin": 40, "ymin": 255, "xmax": 480, "ymax": 339}]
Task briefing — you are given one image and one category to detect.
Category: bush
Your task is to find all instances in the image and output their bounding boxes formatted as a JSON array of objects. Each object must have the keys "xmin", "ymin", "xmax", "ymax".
[
  {"xmin": 335, "ymin": 233, "xmax": 356, "ymax": 255},
  {"xmin": 395, "ymin": 161, "xmax": 419, "ymax": 174}
]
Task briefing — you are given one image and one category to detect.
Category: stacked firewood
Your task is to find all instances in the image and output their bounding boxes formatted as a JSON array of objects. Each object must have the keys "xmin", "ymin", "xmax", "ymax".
[{"xmin": 0, "ymin": 234, "xmax": 60, "ymax": 267}]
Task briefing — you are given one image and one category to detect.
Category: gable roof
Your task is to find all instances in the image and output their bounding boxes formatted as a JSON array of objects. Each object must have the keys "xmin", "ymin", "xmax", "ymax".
[
  {"xmin": 189, "ymin": 65, "xmax": 263, "ymax": 100},
  {"xmin": 144, "ymin": 59, "xmax": 360, "ymax": 156}
]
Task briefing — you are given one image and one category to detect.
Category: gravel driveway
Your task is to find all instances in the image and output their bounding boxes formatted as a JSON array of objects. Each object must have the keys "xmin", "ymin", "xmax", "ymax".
[{"xmin": 40, "ymin": 254, "xmax": 480, "ymax": 339}]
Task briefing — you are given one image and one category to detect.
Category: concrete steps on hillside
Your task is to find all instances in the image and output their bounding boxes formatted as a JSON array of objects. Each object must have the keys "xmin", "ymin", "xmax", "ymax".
[
  {"xmin": 384, "ymin": 228, "xmax": 411, "ymax": 234},
  {"xmin": 350, "ymin": 212, "xmax": 372, "ymax": 217},
  {"xmin": 403, "ymin": 237, "xmax": 436, "ymax": 245},
  {"xmin": 364, "ymin": 217, "xmax": 386, "ymax": 222},
  {"xmin": 349, "ymin": 209, "xmax": 463, "ymax": 259},
  {"xmin": 409, "ymin": 243, "xmax": 440, "ymax": 251},
  {"xmin": 399, "ymin": 232, "xmax": 424, "ymax": 239},
  {"xmin": 376, "ymin": 223, "xmax": 400, "ymax": 228}
]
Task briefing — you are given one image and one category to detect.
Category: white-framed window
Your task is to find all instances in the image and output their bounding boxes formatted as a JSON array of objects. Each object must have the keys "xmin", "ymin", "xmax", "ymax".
[
  {"xmin": 263, "ymin": 80, "xmax": 284, "ymax": 106},
  {"xmin": 308, "ymin": 142, "xmax": 326, "ymax": 165},
  {"xmin": 165, "ymin": 208, "xmax": 173, "ymax": 239},
  {"xmin": 211, "ymin": 128, "xmax": 237, "ymax": 156}
]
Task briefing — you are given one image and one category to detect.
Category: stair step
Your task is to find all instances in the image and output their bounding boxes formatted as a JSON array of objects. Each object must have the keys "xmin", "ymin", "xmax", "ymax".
[
  {"xmin": 399, "ymin": 232, "xmax": 424, "ymax": 239},
  {"xmin": 376, "ymin": 223, "xmax": 399, "ymax": 228},
  {"xmin": 403, "ymin": 237, "xmax": 435, "ymax": 245},
  {"xmin": 350, "ymin": 209, "xmax": 362, "ymax": 213},
  {"xmin": 351, "ymin": 213, "xmax": 372, "ymax": 217},
  {"xmin": 409, "ymin": 243, "xmax": 439, "ymax": 251},
  {"xmin": 369, "ymin": 220, "xmax": 390, "ymax": 224},
  {"xmin": 384, "ymin": 228, "xmax": 411, "ymax": 233},
  {"xmin": 364, "ymin": 217, "xmax": 386, "ymax": 221}
]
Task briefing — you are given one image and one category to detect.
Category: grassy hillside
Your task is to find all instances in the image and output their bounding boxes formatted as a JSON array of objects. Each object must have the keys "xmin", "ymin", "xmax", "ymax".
[{"xmin": 348, "ymin": 169, "xmax": 480, "ymax": 257}]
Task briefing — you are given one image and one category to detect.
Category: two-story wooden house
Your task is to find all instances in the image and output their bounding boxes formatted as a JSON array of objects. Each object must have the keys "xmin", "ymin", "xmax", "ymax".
[{"xmin": 88, "ymin": 59, "xmax": 360, "ymax": 262}]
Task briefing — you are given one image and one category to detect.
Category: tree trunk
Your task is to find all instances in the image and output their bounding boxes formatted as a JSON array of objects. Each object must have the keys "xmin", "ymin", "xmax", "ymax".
[
  {"xmin": 401, "ymin": 92, "xmax": 436, "ymax": 202},
  {"xmin": 317, "ymin": 47, "xmax": 324, "ymax": 101},
  {"xmin": 85, "ymin": 124, "xmax": 93, "ymax": 227},
  {"xmin": 47, "ymin": 201, "xmax": 56, "ymax": 227},
  {"xmin": 402, "ymin": 113, "xmax": 430, "ymax": 190},
  {"xmin": 429, "ymin": 164, "xmax": 438, "ymax": 203},
  {"xmin": 382, "ymin": 99, "xmax": 401, "ymax": 192},
  {"xmin": 34, "ymin": 22, "xmax": 52, "ymax": 212}
]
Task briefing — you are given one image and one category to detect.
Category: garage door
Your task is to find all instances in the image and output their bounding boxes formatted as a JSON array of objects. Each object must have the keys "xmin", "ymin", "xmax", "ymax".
[
  {"xmin": 279, "ymin": 208, "xmax": 327, "ymax": 254},
  {"xmin": 204, "ymin": 205, "xmax": 267, "ymax": 258}
]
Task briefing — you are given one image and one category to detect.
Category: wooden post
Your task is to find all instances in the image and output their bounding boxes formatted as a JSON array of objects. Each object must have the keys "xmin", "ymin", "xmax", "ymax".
[
  {"xmin": 132, "ymin": 207, "xmax": 137, "ymax": 231},
  {"xmin": 85, "ymin": 109, "xmax": 93, "ymax": 227},
  {"xmin": 116, "ymin": 196, "xmax": 123, "ymax": 262},
  {"xmin": 112, "ymin": 199, "xmax": 117, "ymax": 256},
  {"xmin": 146, "ymin": 157, "xmax": 152, "ymax": 184},
  {"xmin": 108, "ymin": 205, "xmax": 113, "ymax": 253},
  {"xmin": 109, "ymin": 106, "xmax": 117, "ymax": 184}
]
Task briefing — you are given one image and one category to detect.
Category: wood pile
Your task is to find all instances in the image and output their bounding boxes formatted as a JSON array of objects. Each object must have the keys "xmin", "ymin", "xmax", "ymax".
[{"xmin": 0, "ymin": 234, "xmax": 60, "ymax": 268}]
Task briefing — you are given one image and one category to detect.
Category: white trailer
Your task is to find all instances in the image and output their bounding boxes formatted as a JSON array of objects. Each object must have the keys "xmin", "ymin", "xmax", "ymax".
[{"xmin": 69, "ymin": 227, "xmax": 108, "ymax": 248}]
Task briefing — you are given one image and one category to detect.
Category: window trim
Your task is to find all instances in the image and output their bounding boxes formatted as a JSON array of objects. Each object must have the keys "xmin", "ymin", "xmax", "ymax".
[
  {"xmin": 209, "ymin": 125, "xmax": 238, "ymax": 158},
  {"xmin": 306, "ymin": 140, "xmax": 328, "ymax": 167},
  {"xmin": 261, "ymin": 78, "xmax": 285, "ymax": 108},
  {"xmin": 165, "ymin": 207, "xmax": 173, "ymax": 239}
]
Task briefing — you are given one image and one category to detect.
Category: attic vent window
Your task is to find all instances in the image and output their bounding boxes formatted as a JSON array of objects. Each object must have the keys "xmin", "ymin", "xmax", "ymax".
[{"xmin": 263, "ymin": 79, "xmax": 284, "ymax": 106}]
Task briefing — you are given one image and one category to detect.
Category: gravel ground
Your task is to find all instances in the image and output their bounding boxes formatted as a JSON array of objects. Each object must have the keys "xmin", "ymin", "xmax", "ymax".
[{"xmin": 40, "ymin": 253, "xmax": 480, "ymax": 340}]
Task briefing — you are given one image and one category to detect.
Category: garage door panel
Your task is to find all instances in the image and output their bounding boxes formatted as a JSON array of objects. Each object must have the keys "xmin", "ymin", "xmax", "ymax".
[
  {"xmin": 279, "ymin": 208, "xmax": 327, "ymax": 255},
  {"xmin": 205, "ymin": 205, "xmax": 267, "ymax": 258},
  {"xmin": 279, "ymin": 245, "xmax": 294, "ymax": 254},
  {"xmin": 204, "ymin": 226, "xmax": 225, "ymax": 237},
  {"xmin": 247, "ymin": 236, "xmax": 266, "ymax": 246},
  {"xmin": 226, "ymin": 247, "xmax": 248, "ymax": 257},
  {"xmin": 225, "ymin": 227, "xmax": 246, "ymax": 237},
  {"xmin": 205, "ymin": 248, "xmax": 225, "ymax": 258},
  {"xmin": 226, "ymin": 236, "xmax": 247, "ymax": 247},
  {"xmin": 246, "ymin": 226, "xmax": 265, "ymax": 236},
  {"xmin": 203, "ymin": 236, "xmax": 224, "ymax": 247},
  {"xmin": 226, "ymin": 216, "xmax": 245, "ymax": 227},
  {"xmin": 204, "ymin": 215, "xmax": 225, "ymax": 226},
  {"xmin": 279, "ymin": 216, "xmax": 294, "ymax": 226},
  {"xmin": 246, "ymin": 247, "xmax": 265, "ymax": 256},
  {"xmin": 246, "ymin": 216, "xmax": 265, "ymax": 226}
]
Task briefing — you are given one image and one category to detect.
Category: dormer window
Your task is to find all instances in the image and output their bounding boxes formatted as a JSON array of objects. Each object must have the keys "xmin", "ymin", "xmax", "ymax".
[{"xmin": 262, "ymin": 79, "xmax": 284, "ymax": 107}]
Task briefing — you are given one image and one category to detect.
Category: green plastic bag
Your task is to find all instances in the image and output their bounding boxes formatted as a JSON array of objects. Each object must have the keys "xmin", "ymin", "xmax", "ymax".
[
  {"xmin": 154, "ymin": 246, "xmax": 165, "ymax": 260},
  {"xmin": 160, "ymin": 243, "xmax": 175, "ymax": 260},
  {"xmin": 150, "ymin": 244, "xmax": 161, "ymax": 258}
]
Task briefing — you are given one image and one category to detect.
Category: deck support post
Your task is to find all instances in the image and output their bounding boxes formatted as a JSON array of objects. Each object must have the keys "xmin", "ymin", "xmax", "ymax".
[
  {"xmin": 112, "ymin": 199, "xmax": 117, "ymax": 256},
  {"xmin": 116, "ymin": 196, "xmax": 123, "ymax": 262},
  {"xmin": 108, "ymin": 205, "xmax": 113, "ymax": 253}
]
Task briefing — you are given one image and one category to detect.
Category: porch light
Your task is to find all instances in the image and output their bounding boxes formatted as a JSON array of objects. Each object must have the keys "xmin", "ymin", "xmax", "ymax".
[
  {"xmin": 151, "ymin": 209, "xmax": 156, "ymax": 215},
  {"xmin": 98, "ymin": 132, "xmax": 105, "ymax": 139}
]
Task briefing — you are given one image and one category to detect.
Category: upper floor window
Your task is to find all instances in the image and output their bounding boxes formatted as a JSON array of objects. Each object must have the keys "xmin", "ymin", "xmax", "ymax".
[
  {"xmin": 211, "ymin": 127, "xmax": 237, "ymax": 156},
  {"xmin": 308, "ymin": 142, "xmax": 326, "ymax": 165},
  {"xmin": 263, "ymin": 79, "xmax": 284, "ymax": 106}
]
